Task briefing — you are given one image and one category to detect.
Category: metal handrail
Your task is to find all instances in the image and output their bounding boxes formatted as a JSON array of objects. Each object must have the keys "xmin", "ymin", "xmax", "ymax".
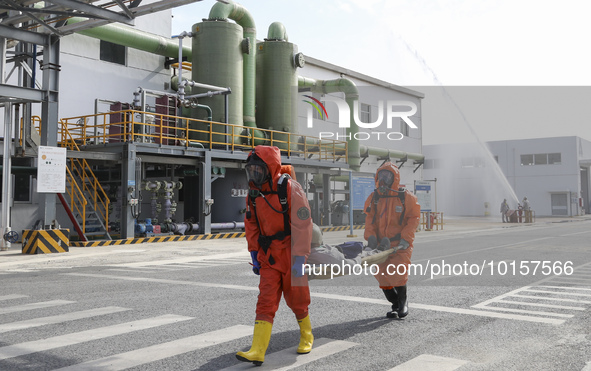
[
  {"xmin": 65, "ymin": 166, "xmax": 87, "ymax": 231},
  {"xmin": 59, "ymin": 121, "xmax": 110, "ymax": 234},
  {"xmin": 59, "ymin": 110, "xmax": 348, "ymax": 162}
]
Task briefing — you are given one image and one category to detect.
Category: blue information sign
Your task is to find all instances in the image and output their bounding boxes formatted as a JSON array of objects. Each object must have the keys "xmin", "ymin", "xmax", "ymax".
[{"xmin": 351, "ymin": 177, "xmax": 375, "ymax": 210}]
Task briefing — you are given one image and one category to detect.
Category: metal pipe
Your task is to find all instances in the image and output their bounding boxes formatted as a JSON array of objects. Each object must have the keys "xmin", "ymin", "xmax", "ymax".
[
  {"xmin": 208, "ymin": 0, "xmax": 257, "ymax": 129},
  {"xmin": 0, "ymin": 37, "xmax": 6, "ymax": 84},
  {"xmin": 179, "ymin": 80, "xmax": 230, "ymax": 104},
  {"xmin": 190, "ymin": 104, "xmax": 212, "ymax": 121},
  {"xmin": 1, "ymin": 103, "xmax": 13, "ymax": 250},
  {"xmin": 212, "ymin": 221, "xmax": 244, "ymax": 229},
  {"xmin": 172, "ymin": 31, "xmax": 192, "ymax": 89}
]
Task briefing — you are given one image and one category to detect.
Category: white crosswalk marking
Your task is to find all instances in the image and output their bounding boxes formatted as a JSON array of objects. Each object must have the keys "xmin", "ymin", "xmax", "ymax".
[
  {"xmin": 105, "ymin": 257, "xmax": 247, "ymax": 273},
  {"xmin": 221, "ymin": 338, "xmax": 357, "ymax": 370},
  {"xmin": 54, "ymin": 325, "xmax": 252, "ymax": 371},
  {"xmin": 0, "ymin": 306, "xmax": 130, "ymax": 334},
  {"xmin": 0, "ymin": 314, "xmax": 193, "ymax": 361},
  {"xmin": 472, "ymin": 282, "xmax": 591, "ymax": 324},
  {"xmin": 0, "ymin": 300, "xmax": 75, "ymax": 314},
  {"xmin": 0, "ymin": 294, "xmax": 27, "ymax": 301},
  {"xmin": 387, "ymin": 354, "xmax": 469, "ymax": 371}
]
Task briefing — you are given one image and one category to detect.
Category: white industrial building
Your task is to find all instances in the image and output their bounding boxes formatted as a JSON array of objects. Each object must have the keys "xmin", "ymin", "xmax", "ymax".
[
  {"xmin": 424, "ymin": 136, "xmax": 591, "ymax": 217},
  {"xmin": 1, "ymin": 0, "xmax": 424, "ymax": 244}
]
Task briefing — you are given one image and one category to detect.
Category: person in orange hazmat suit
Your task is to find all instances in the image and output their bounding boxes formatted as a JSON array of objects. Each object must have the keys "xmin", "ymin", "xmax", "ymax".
[
  {"xmin": 364, "ymin": 162, "xmax": 421, "ymax": 319},
  {"xmin": 236, "ymin": 145, "xmax": 313, "ymax": 366}
]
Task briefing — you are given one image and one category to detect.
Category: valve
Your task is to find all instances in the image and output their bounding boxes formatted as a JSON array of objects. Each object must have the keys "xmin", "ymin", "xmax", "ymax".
[{"xmin": 3, "ymin": 231, "xmax": 19, "ymax": 244}]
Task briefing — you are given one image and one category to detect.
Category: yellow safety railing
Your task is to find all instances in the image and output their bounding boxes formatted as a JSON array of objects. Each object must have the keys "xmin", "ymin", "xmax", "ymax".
[
  {"xmin": 59, "ymin": 110, "xmax": 348, "ymax": 162},
  {"xmin": 59, "ymin": 120, "xmax": 110, "ymax": 234},
  {"xmin": 65, "ymin": 166, "xmax": 88, "ymax": 231},
  {"xmin": 19, "ymin": 116, "xmax": 41, "ymax": 147},
  {"xmin": 420, "ymin": 211, "xmax": 444, "ymax": 231}
]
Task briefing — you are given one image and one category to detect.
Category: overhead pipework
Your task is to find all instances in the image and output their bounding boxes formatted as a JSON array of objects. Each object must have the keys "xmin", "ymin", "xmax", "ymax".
[{"xmin": 65, "ymin": 17, "xmax": 192, "ymax": 59}]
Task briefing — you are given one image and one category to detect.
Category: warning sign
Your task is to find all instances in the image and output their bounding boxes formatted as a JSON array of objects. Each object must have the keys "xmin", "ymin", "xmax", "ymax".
[{"xmin": 37, "ymin": 146, "xmax": 67, "ymax": 193}]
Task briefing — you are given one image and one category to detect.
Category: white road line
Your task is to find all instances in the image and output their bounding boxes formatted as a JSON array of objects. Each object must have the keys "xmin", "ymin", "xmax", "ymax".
[
  {"xmin": 308, "ymin": 292, "xmax": 566, "ymax": 325},
  {"xmin": 0, "ymin": 314, "xmax": 192, "ymax": 361},
  {"xmin": 0, "ymin": 294, "xmax": 27, "ymax": 301},
  {"xmin": 64, "ymin": 273, "xmax": 566, "ymax": 325},
  {"xmin": 471, "ymin": 286, "xmax": 528, "ymax": 307},
  {"xmin": 413, "ymin": 237, "xmax": 555, "ymax": 263},
  {"xmin": 511, "ymin": 294, "xmax": 591, "ymax": 304},
  {"xmin": 496, "ymin": 299, "xmax": 586, "ymax": 311},
  {"xmin": 387, "ymin": 354, "xmax": 469, "ymax": 371},
  {"xmin": 119, "ymin": 266, "xmax": 178, "ymax": 271},
  {"xmin": 53, "ymin": 325, "xmax": 252, "ymax": 371},
  {"xmin": 106, "ymin": 269, "xmax": 159, "ymax": 274},
  {"xmin": 109, "ymin": 251, "xmax": 248, "ymax": 268},
  {"xmin": 559, "ymin": 230, "xmax": 591, "ymax": 236},
  {"xmin": 549, "ymin": 277, "xmax": 591, "ymax": 283},
  {"xmin": 0, "ymin": 250, "xmax": 144, "ymax": 269},
  {"xmin": 64, "ymin": 273, "xmax": 259, "ymax": 292},
  {"xmin": 0, "ymin": 300, "xmax": 75, "ymax": 315},
  {"xmin": 471, "ymin": 304, "xmax": 574, "ymax": 318},
  {"xmin": 0, "ymin": 307, "xmax": 130, "ymax": 334},
  {"xmin": 221, "ymin": 338, "xmax": 357, "ymax": 371},
  {"xmin": 538, "ymin": 285, "xmax": 591, "ymax": 292},
  {"xmin": 566, "ymin": 272, "xmax": 591, "ymax": 277},
  {"xmin": 524, "ymin": 289, "xmax": 591, "ymax": 297}
]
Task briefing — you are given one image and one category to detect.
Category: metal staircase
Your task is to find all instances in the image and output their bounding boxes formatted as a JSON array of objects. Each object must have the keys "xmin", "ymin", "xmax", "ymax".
[{"xmin": 59, "ymin": 121, "xmax": 111, "ymax": 241}]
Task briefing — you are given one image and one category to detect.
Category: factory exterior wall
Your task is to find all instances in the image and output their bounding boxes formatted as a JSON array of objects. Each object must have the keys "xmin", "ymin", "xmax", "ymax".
[
  {"xmin": 58, "ymin": 7, "xmax": 174, "ymax": 120},
  {"xmin": 488, "ymin": 137, "xmax": 585, "ymax": 217},
  {"xmin": 424, "ymin": 137, "xmax": 590, "ymax": 217}
]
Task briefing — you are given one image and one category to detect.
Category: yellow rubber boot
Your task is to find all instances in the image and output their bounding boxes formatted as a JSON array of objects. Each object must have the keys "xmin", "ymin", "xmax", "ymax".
[
  {"xmin": 236, "ymin": 320, "xmax": 273, "ymax": 366},
  {"xmin": 296, "ymin": 315, "xmax": 314, "ymax": 354}
]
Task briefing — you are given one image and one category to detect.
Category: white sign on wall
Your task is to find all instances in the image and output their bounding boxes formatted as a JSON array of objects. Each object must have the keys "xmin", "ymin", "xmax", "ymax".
[
  {"xmin": 415, "ymin": 180, "xmax": 435, "ymax": 212},
  {"xmin": 37, "ymin": 146, "xmax": 67, "ymax": 193}
]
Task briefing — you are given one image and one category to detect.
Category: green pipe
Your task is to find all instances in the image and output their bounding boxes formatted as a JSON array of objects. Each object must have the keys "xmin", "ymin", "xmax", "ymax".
[
  {"xmin": 194, "ymin": 104, "xmax": 212, "ymax": 121},
  {"xmin": 209, "ymin": 0, "xmax": 257, "ymax": 129},
  {"xmin": 361, "ymin": 145, "xmax": 424, "ymax": 161},
  {"xmin": 67, "ymin": 17, "xmax": 192, "ymax": 60}
]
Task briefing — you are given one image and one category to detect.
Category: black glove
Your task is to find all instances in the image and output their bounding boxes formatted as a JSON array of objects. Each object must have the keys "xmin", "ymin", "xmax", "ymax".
[
  {"xmin": 398, "ymin": 239, "xmax": 410, "ymax": 250},
  {"xmin": 378, "ymin": 237, "xmax": 391, "ymax": 251},
  {"xmin": 368, "ymin": 235, "xmax": 378, "ymax": 249}
]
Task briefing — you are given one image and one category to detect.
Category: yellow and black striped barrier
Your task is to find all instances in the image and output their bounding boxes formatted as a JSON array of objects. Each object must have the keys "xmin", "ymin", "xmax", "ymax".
[
  {"xmin": 68, "ymin": 226, "xmax": 367, "ymax": 248},
  {"xmin": 69, "ymin": 232, "xmax": 246, "ymax": 247},
  {"xmin": 320, "ymin": 225, "xmax": 365, "ymax": 232},
  {"xmin": 22, "ymin": 229, "xmax": 70, "ymax": 254}
]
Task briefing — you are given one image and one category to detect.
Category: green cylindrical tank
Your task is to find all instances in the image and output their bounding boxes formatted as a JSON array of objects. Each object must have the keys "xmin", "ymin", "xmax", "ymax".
[
  {"xmin": 191, "ymin": 21, "xmax": 244, "ymax": 144},
  {"xmin": 256, "ymin": 22, "xmax": 302, "ymax": 151}
]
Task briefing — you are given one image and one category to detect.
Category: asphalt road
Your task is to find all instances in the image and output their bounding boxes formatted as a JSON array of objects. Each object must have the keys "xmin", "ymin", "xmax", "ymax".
[{"xmin": 0, "ymin": 217, "xmax": 590, "ymax": 370}]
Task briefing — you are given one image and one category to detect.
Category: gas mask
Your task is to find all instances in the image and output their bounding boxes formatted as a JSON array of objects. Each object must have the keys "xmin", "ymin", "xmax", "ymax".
[
  {"xmin": 245, "ymin": 156, "xmax": 270, "ymax": 189},
  {"xmin": 377, "ymin": 169, "xmax": 395, "ymax": 194}
]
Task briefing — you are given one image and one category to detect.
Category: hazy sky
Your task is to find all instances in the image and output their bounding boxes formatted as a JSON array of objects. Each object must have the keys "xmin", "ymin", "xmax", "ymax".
[{"xmin": 171, "ymin": 0, "xmax": 591, "ymax": 145}]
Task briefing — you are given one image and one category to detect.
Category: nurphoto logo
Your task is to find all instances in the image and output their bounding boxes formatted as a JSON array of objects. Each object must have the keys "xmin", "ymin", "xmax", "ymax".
[{"xmin": 303, "ymin": 94, "xmax": 418, "ymax": 141}]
